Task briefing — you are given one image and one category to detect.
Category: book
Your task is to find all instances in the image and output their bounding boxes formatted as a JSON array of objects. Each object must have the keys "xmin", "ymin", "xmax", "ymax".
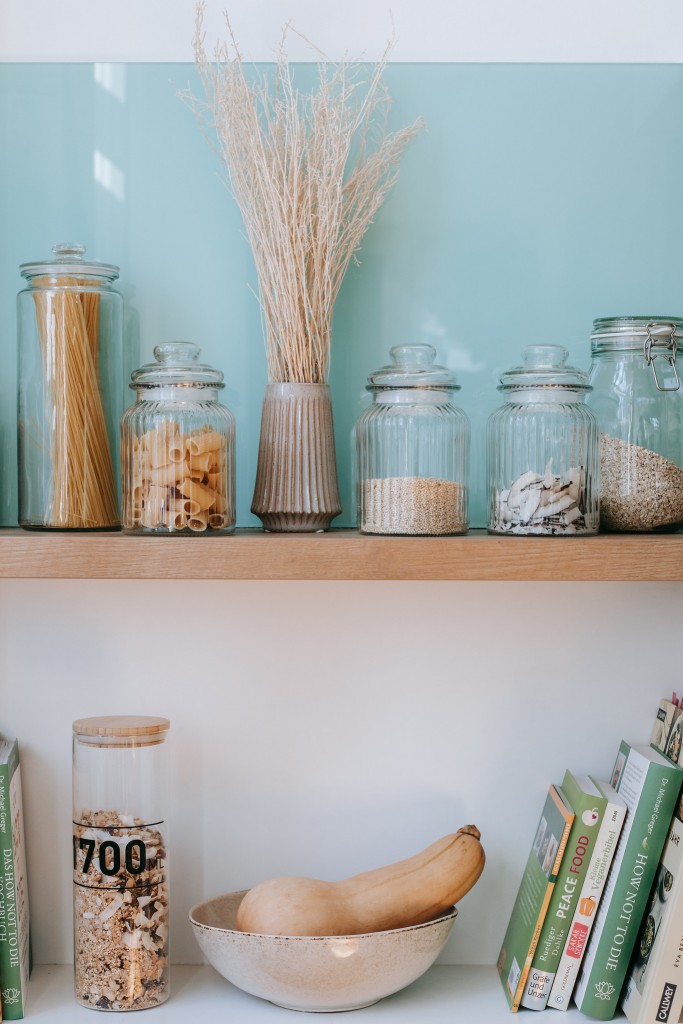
[
  {"xmin": 621, "ymin": 788, "xmax": 683, "ymax": 1024},
  {"xmin": 650, "ymin": 697, "xmax": 683, "ymax": 765},
  {"xmin": 573, "ymin": 742, "xmax": 683, "ymax": 1020},
  {"xmin": 520, "ymin": 772, "xmax": 609, "ymax": 1010},
  {"xmin": 0, "ymin": 739, "xmax": 31, "ymax": 1020},
  {"xmin": 497, "ymin": 784, "xmax": 575, "ymax": 1011},
  {"xmin": 547, "ymin": 780, "xmax": 628, "ymax": 1010}
]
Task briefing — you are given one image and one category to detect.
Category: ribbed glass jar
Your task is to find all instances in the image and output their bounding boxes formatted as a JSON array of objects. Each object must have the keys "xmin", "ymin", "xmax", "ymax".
[
  {"xmin": 17, "ymin": 243, "xmax": 123, "ymax": 529},
  {"xmin": 72, "ymin": 715, "xmax": 170, "ymax": 1011},
  {"xmin": 121, "ymin": 342, "xmax": 235, "ymax": 534},
  {"xmin": 487, "ymin": 345, "xmax": 599, "ymax": 536},
  {"xmin": 355, "ymin": 345, "xmax": 469, "ymax": 535},
  {"xmin": 587, "ymin": 317, "xmax": 683, "ymax": 532}
]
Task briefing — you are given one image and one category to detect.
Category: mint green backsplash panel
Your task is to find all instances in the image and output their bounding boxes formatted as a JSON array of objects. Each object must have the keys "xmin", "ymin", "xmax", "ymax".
[{"xmin": 1, "ymin": 63, "xmax": 683, "ymax": 527}]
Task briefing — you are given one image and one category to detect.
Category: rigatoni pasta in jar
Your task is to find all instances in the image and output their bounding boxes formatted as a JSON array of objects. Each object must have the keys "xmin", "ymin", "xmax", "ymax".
[{"xmin": 121, "ymin": 343, "xmax": 235, "ymax": 533}]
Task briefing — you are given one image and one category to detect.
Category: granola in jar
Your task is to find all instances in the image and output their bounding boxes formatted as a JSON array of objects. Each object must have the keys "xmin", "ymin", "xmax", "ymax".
[{"xmin": 73, "ymin": 810, "xmax": 169, "ymax": 1010}]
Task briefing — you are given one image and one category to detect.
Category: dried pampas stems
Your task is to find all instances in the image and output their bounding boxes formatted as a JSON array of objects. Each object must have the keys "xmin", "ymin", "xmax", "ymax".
[{"xmin": 185, "ymin": 3, "xmax": 423, "ymax": 384}]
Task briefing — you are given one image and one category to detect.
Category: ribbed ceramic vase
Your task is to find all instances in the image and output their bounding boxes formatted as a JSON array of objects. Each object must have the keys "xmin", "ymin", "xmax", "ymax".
[{"xmin": 251, "ymin": 383, "xmax": 342, "ymax": 531}]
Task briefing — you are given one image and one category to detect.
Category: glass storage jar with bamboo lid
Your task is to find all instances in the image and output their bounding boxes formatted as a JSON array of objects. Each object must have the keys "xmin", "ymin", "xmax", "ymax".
[
  {"xmin": 587, "ymin": 317, "xmax": 683, "ymax": 532},
  {"xmin": 121, "ymin": 342, "xmax": 235, "ymax": 534},
  {"xmin": 487, "ymin": 345, "xmax": 599, "ymax": 535},
  {"xmin": 355, "ymin": 344, "xmax": 469, "ymax": 535},
  {"xmin": 72, "ymin": 715, "xmax": 171, "ymax": 1011},
  {"xmin": 17, "ymin": 243, "xmax": 123, "ymax": 529}
]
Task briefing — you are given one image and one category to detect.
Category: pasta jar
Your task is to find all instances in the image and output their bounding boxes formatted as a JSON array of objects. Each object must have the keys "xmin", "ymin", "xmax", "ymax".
[
  {"xmin": 355, "ymin": 344, "xmax": 469, "ymax": 535},
  {"xmin": 17, "ymin": 243, "xmax": 123, "ymax": 529},
  {"xmin": 121, "ymin": 342, "xmax": 236, "ymax": 534},
  {"xmin": 72, "ymin": 716, "xmax": 171, "ymax": 1011},
  {"xmin": 487, "ymin": 345, "xmax": 599, "ymax": 536},
  {"xmin": 587, "ymin": 317, "xmax": 683, "ymax": 532}
]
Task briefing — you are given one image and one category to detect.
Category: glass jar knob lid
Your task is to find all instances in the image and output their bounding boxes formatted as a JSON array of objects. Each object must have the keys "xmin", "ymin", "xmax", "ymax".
[
  {"xmin": 499, "ymin": 344, "xmax": 591, "ymax": 390},
  {"xmin": 131, "ymin": 342, "xmax": 225, "ymax": 388},
  {"xmin": 367, "ymin": 344, "xmax": 459, "ymax": 389},
  {"xmin": 19, "ymin": 242, "xmax": 120, "ymax": 281}
]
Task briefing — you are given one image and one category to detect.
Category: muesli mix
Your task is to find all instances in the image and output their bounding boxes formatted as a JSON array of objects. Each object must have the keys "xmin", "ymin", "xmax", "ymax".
[{"xmin": 73, "ymin": 810, "xmax": 168, "ymax": 1010}]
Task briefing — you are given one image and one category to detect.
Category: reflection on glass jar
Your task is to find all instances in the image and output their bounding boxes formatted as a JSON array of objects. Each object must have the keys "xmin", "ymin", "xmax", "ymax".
[
  {"xmin": 487, "ymin": 345, "xmax": 599, "ymax": 536},
  {"xmin": 355, "ymin": 345, "xmax": 469, "ymax": 535},
  {"xmin": 587, "ymin": 317, "xmax": 683, "ymax": 532},
  {"xmin": 121, "ymin": 342, "xmax": 236, "ymax": 534}
]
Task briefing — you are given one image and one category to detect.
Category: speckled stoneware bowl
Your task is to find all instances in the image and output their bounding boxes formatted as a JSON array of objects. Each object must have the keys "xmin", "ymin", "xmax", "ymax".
[{"xmin": 189, "ymin": 889, "xmax": 457, "ymax": 1012}]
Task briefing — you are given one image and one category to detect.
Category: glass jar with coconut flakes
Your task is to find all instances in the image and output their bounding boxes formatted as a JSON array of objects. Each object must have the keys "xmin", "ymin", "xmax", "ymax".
[
  {"xmin": 120, "ymin": 342, "xmax": 235, "ymax": 534},
  {"xmin": 355, "ymin": 345, "xmax": 469, "ymax": 535},
  {"xmin": 587, "ymin": 317, "xmax": 683, "ymax": 532},
  {"xmin": 72, "ymin": 716, "xmax": 170, "ymax": 1011},
  {"xmin": 487, "ymin": 345, "xmax": 599, "ymax": 536}
]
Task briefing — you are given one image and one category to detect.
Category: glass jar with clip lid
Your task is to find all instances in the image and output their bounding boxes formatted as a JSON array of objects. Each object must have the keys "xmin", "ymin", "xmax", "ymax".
[{"xmin": 587, "ymin": 317, "xmax": 683, "ymax": 532}]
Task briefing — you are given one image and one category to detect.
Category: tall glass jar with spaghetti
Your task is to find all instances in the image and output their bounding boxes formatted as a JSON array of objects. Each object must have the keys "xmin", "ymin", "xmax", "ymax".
[
  {"xmin": 120, "ymin": 342, "xmax": 235, "ymax": 534},
  {"xmin": 17, "ymin": 243, "xmax": 123, "ymax": 529},
  {"xmin": 72, "ymin": 715, "xmax": 171, "ymax": 1011}
]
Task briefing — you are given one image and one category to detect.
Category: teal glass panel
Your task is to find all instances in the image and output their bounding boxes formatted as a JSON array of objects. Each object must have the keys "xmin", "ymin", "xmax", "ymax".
[{"xmin": 1, "ymin": 63, "xmax": 683, "ymax": 527}]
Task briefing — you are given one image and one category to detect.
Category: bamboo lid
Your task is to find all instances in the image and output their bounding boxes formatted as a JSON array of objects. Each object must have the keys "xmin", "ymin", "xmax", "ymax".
[{"xmin": 73, "ymin": 716, "xmax": 170, "ymax": 746}]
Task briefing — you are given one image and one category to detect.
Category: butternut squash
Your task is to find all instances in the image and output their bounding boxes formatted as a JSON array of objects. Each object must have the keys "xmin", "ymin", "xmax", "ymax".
[{"xmin": 235, "ymin": 824, "xmax": 484, "ymax": 936}]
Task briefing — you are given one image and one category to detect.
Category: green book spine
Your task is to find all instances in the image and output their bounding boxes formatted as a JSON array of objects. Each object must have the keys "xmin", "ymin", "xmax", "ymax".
[
  {"xmin": 547, "ymin": 780, "xmax": 628, "ymax": 1011},
  {"xmin": 520, "ymin": 772, "xmax": 608, "ymax": 1010},
  {"xmin": 0, "ymin": 739, "xmax": 30, "ymax": 1020},
  {"xmin": 497, "ymin": 784, "xmax": 575, "ymax": 1012},
  {"xmin": 574, "ymin": 742, "xmax": 683, "ymax": 1021}
]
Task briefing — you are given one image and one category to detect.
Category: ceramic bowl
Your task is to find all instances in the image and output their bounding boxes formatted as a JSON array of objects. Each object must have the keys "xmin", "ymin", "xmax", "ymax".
[{"xmin": 189, "ymin": 889, "xmax": 457, "ymax": 1012}]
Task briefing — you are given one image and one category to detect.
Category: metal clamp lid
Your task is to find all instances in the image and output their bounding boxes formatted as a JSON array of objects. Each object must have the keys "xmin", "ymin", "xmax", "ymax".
[{"xmin": 591, "ymin": 317, "xmax": 681, "ymax": 392}]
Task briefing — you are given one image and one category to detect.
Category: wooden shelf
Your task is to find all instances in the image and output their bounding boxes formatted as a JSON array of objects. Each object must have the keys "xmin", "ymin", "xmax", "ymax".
[
  {"xmin": 28, "ymin": 964, "xmax": 621, "ymax": 1021},
  {"xmin": 0, "ymin": 527, "xmax": 681, "ymax": 580}
]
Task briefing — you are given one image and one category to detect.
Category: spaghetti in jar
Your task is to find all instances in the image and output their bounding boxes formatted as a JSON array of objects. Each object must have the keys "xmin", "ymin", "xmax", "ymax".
[{"xmin": 17, "ymin": 244, "xmax": 123, "ymax": 529}]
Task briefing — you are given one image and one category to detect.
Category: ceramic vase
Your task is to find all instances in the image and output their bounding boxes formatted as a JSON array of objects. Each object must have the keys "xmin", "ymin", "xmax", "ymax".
[{"xmin": 251, "ymin": 382, "xmax": 342, "ymax": 531}]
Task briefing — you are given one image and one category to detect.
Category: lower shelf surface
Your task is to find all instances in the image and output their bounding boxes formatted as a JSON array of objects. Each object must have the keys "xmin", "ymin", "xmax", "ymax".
[{"xmin": 28, "ymin": 964, "xmax": 622, "ymax": 1020}]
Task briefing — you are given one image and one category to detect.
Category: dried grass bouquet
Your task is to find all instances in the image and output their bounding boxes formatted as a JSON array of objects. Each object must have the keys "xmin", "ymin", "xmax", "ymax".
[{"xmin": 186, "ymin": 4, "xmax": 422, "ymax": 385}]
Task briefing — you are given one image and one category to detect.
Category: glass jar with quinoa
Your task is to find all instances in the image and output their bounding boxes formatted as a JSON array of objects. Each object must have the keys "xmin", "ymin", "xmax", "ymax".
[
  {"xmin": 355, "ymin": 345, "xmax": 469, "ymax": 535},
  {"xmin": 587, "ymin": 317, "xmax": 683, "ymax": 532},
  {"xmin": 487, "ymin": 345, "xmax": 599, "ymax": 536}
]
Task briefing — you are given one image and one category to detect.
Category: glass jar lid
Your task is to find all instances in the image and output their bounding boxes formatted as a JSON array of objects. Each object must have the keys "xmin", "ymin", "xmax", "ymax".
[
  {"xmin": 499, "ymin": 345, "xmax": 591, "ymax": 391},
  {"xmin": 20, "ymin": 242, "xmax": 119, "ymax": 282},
  {"xmin": 72, "ymin": 715, "xmax": 170, "ymax": 748},
  {"xmin": 367, "ymin": 344, "xmax": 459, "ymax": 390},
  {"xmin": 591, "ymin": 316, "xmax": 683, "ymax": 353},
  {"xmin": 131, "ymin": 342, "xmax": 225, "ymax": 390}
]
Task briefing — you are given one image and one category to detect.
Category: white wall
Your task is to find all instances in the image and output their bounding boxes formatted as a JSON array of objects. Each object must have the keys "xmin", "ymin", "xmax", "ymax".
[
  {"xmin": 2, "ymin": 0, "xmax": 683, "ymax": 970},
  {"xmin": 2, "ymin": 0, "xmax": 683, "ymax": 62}
]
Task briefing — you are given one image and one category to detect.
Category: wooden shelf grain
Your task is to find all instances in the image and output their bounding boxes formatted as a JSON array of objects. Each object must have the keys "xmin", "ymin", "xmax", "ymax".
[{"xmin": 0, "ymin": 527, "xmax": 681, "ymax": 581}]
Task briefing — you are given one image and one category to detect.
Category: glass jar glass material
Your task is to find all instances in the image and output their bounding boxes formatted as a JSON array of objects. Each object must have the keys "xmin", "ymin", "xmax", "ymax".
[
  {"xmin": 72, "ymin": 716, "xmax": 170, "ymax": 1011},
  {"xmin": 487, "ymin": 345, "xmax": 599, "ymax": 535},
  {"xmin": 355, "ymin": 344, "xmax": 469, "ymax": 535},
  {"xmin": 587, "ymin": 317, "xmax": 683, "ymax": 532},
  {"xmin": 121, "ymin": 342, "xmax": 236, "ymax": 534},
  {"xmin": 17, "ymin": 243, "xmax": 123, "ymax": 529}
]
